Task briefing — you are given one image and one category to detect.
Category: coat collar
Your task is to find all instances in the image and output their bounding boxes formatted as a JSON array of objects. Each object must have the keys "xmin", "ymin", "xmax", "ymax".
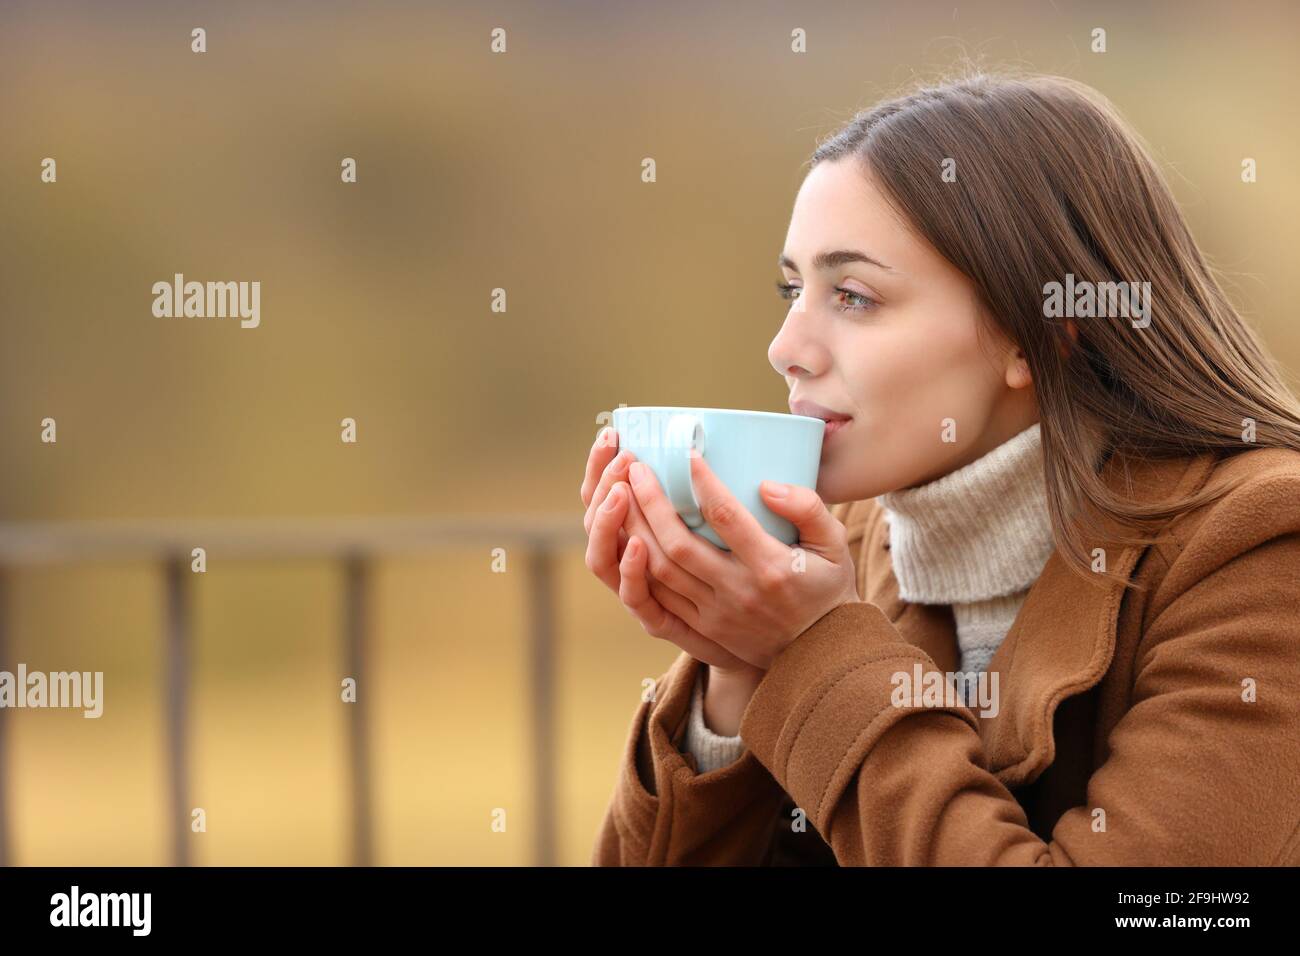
[{"xmin": 858, "ymin": 444, "xmax": 1219, "ymax": 789}]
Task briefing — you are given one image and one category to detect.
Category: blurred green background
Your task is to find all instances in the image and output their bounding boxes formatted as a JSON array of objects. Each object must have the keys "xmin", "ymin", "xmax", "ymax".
[{"xmin": 0, "ymin": 0, "xmax": 1296, "ymax": 864}]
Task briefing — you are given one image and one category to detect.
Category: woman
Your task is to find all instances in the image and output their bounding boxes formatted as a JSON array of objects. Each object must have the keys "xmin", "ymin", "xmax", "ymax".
[{"xmin": 581, "ymin": 71, "xmax": 1300, "ymax": 866}]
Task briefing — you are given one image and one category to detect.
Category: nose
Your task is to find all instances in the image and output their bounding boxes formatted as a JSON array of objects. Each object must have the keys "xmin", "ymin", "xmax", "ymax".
[{"xmin": 768, "ymin": 310, "xmax": 827, "ymax": 381}]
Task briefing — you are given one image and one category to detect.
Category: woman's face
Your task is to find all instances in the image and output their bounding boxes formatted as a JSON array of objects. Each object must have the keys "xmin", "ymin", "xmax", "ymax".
[{"xmin": 768, "ymin": 157, "xmax": 1038, "ymax": 505}]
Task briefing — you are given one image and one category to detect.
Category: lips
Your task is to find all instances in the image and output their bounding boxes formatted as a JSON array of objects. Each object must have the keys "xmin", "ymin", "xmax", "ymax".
[
  {"xmin": 789, "ymin": 398, "xmax": 853, "ymax": 423},
  {"xmin": 789, "ymin": 398, "xmax": 853, "ymax": 450},
  {"xmin": 821, "ymin": 417, "xmax": 851, "ymax": 442}
]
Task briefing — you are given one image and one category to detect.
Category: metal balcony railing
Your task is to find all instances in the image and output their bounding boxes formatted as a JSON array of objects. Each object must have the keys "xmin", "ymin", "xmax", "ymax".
[{"xmin": 0, "ymin": 514, "xmax": 587, "ymax": 867}]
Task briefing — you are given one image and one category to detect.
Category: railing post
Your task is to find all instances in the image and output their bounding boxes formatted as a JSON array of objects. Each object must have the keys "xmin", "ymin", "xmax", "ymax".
[
  {"xmin": 0, "ymin": 566, "xmax": 11, "ymax": 867},
  {"xmin": 525, "ymin": 540, "xmax": 557, "ymax": 866},
  {"xmin": 164, "ymin": 555, "xmax": 191, "ymax": 866},
  {"xmin": 344, "ymin": 553, "xmax": 373, "ymax": 866}
]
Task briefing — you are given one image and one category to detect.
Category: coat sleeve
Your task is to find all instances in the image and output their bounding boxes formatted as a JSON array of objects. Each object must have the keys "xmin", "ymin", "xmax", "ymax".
[
  {"xmin": 590, "ymin": 500, "xmax": 874, "ymax": 866},
  {"xmin": 736, "ymin": 473, "xmax": 1300, "ymax": 865},
  {"xmin": 589, "ymin": 650, "xmax": 791, "ymax": 865}
]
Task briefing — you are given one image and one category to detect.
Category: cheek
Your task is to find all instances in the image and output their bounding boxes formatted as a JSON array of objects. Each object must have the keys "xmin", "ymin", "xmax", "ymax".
[
  {"xmin": 826, "ymin": 311, "xmax": 1000, "ymax": 494},
  {"xmin": 850, "ymin": 317, "xmax": 992, "ymax": 426}
]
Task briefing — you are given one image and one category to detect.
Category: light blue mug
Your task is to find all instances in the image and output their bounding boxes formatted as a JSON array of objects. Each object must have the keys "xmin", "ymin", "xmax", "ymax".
[{"xmin": 611, "ymin": 406, "xmax": 825, "ymax": 550}]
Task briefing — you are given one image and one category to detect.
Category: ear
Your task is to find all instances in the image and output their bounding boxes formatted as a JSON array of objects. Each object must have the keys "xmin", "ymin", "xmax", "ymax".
[
  {"xmin": 1055, "ymin": 319, "xmax": 1080, "ymax": 360},
  {"xmin": 1006, "ymin": 348, "xmax": 1033, "ymax": 389}
]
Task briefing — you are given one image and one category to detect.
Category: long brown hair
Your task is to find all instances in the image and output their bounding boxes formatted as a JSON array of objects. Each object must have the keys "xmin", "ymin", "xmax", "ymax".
[{"xmin": 809, "ymin": 69, "xmax": 1300, "ymax": 587}]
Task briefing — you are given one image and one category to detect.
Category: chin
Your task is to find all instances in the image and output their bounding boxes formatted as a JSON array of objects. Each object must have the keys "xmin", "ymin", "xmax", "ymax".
[
  {"xmin": 815, "ymin": 469, "xmax": 853, "ymax": 505},
  {"xmin": 818, "ymin": 458, "xmax": 886, "ymax": 505}
]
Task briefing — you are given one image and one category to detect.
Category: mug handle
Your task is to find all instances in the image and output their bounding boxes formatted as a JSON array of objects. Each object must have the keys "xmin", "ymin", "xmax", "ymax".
[{"xmin": 663, "ymin": 413, "xmax": 706, "ymax": 529}]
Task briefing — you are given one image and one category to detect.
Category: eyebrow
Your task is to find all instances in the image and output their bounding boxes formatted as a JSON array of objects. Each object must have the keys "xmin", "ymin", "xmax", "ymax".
[{"xmin": 778, "ymin": 249, "xmax": 896, "ymax": 274}]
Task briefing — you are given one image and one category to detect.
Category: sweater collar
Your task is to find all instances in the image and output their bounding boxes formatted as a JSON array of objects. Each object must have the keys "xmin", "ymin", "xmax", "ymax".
[{"xmin": 876, "ymin": 423, "xmax": 1055, "ymax": 604}]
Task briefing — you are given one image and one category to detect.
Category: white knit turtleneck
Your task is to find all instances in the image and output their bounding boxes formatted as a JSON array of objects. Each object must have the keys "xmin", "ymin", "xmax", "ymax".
[
  {"xmin": 875, "ymin": 421, "xmax": 1056, "ymax": 677},
  {"xmin": 681, "ymin": 421, "xmax": 1062, "ymax": 774}
]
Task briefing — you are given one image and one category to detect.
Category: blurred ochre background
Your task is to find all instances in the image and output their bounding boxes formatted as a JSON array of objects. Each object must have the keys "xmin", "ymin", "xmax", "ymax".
[{"xmin": 0, "ymin": 0, "xmax": 1296, "ymax": 864}]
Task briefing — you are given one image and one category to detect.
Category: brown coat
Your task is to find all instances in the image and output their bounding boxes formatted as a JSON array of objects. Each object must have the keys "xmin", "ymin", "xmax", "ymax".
[{"xmin": 591, "ymin": 444, "xmax": 1300, "ymax": 865}]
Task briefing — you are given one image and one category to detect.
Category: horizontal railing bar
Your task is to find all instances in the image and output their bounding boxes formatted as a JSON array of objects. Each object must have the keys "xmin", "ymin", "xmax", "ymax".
[{"xmin": 0, "ymin": 514, "xmax": 588, "ymax": 564}]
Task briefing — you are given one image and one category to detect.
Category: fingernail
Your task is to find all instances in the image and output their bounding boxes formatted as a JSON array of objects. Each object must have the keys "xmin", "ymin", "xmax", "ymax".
[
  {"xmin": 601, "ymin": 484, "xmax": 623, "ymax": 510},
  {"xmin": 629, "ymin": 461, "xmax": 646, "ymax": 484},
  {"xmin": 764, "ymin": 480, "xmax": 789, "ymax": 498}
]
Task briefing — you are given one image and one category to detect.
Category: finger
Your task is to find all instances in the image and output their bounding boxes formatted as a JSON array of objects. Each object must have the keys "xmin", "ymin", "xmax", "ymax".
[
  {"xmin": 620, "ymin": 478, "xmax": 715, "ymax": 607},
  {"xmin": 758, "ymin": 479, "xmax": 847, "ymax": 555},
  {"xmin": 647, "ymin": 575, "xmax": 702, "ymax": 632},
  {"xmin": 580, "ymin": 427, "xmax": 617, "ymax": 508},
  {"xmin": 584, "ymin": 481, "xmax": 631, "ymax": 592},
  {"xmin": 580, "ymin": 426, "xmax": 620, "ymax": 509},
  {"xmin": 684, "ymin": 451, "xmax": 786, "ymax": 568},
  {"xmin": 625, "ymin": 459, "xmax": 731, "ymax": 586},
  {"xmin": 619, "ymin": 536, "xmax": 745, "ymax": 670},
  {"xmin": 584, "ymin": 448, "xmax": 636, "ymax": 536}
]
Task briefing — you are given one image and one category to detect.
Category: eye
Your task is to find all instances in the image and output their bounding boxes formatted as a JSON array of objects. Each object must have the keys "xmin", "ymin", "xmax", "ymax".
[
  {"xmin": 775, "ymin": 280, "xmax": 878, "ymax": 313},
  {"xmin": 835, "ymin": 287, "xmax": 878, "ymax": 312}
]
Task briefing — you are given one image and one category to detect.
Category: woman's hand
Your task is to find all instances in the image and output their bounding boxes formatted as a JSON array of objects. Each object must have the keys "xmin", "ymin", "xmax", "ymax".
[
  {"xmin": 617, "ymin": 449, "xmax": 862, "ymax": 671},
  {"xmin": 579, "ymin": 426, "xmax": 631, "ymax": 567},
  {"xmin": 579, "ymin": 427, "xmax": 749, "ymax": 670}
]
